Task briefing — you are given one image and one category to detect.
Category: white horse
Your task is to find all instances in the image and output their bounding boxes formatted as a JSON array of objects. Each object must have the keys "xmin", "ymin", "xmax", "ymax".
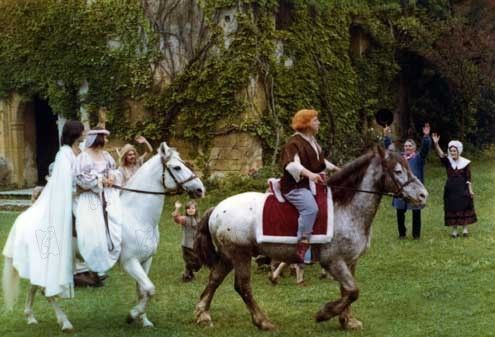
[{"xmin": 3, "ymin": 142, "xmax": 205, "ymax": 331}]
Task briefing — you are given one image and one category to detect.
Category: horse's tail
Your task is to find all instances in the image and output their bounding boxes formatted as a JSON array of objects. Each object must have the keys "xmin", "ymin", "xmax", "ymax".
[
  {"xmin": 194, "ymin": 207, "xmax": 219, "ymax": 268},
  {"xmin": 3, "ymin": 257, "xmax": 20, "ymax": 310}
]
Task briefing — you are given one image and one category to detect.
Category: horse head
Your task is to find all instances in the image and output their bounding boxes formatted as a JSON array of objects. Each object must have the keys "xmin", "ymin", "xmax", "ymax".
[
  {"xmin": 159, "ymin": 142, "xmax": 205, "ymax": 198},
  {"xmin": 377, "ymin": 146, "xmax": 428, "ymax": 206}
]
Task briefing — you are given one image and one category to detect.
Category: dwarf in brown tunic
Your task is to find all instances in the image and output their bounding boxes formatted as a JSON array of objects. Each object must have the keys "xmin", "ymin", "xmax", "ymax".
[{"xmin": 280, "ymin": 109, "xmax": 339, "ymax": 263}]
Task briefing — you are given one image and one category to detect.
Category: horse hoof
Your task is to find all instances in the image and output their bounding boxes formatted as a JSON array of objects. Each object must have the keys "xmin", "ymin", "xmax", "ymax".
[
  {"xmin": 61, "ymin": 322, "xmax": 74, "ymax": 333},
  {"xmin": 196, "ymin": 311, "xmax": 213, "ymax": 327},
  {"xmin": 344, "ymin": 318, "xmax": 363, "ymax": 330},
  {"xmin": 315, "ymin": 309, "xmax": 332, "ymax": 322},
  {"xmin": 146, "ymin": 286, "xmax": 156, "ymax": 297},
  {"xmin": 268, "ymin": 275, "xmax": 278, "ymax": 285},
  {"xmin": 126, "ymin": 314, "xmax": 136, "ymax": 324},
  {"xmin": 259, "ymin": 320, "xmax": 276, "ymax": 331},
  {"xmin": 26, "ymin": 317, "xmax": 38, "ymax": 325},
  {"xmin": 142, "ymin": 319, "xmax": 154, "ymax": 328}
]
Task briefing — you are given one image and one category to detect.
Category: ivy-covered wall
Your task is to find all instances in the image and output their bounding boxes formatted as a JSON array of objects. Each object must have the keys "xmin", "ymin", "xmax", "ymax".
[
  {"xmin": 0, "ymin": 0, "xmax": 157, "ymax": 134},
  {"xmin": 0, "ymin": 0, "xmax": 429, "ymax": 176},
  {"xmin": 141, "ymin": 0, "xmax": 402, "ymax": 164}
]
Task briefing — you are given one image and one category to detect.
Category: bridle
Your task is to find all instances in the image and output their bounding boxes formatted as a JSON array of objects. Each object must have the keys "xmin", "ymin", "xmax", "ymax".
[
  {"xmin": 380, "ymin": 159, "xmax": 416, "ymax": 198},
  {"xmin": 162, "ymin": 158, "xmax": 199, "ymax": 195},
  {"xmin": 113, "ymin": 156, "xmax": 198, "ymax": 196},
  {"xmin": 327, "ymin": 156, "xmax": 415, "ymax": 199}
]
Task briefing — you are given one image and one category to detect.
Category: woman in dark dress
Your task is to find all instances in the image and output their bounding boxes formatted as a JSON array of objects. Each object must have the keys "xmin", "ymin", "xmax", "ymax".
[{"xmin": 432, "ymin": 134, "xmax": 477, "ymax": 237}]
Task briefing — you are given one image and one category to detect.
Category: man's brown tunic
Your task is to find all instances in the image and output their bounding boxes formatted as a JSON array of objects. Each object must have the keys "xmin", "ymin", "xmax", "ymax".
[{"xmin": 280, "ymin": 134, "xmax": 325, "ymax": 195}]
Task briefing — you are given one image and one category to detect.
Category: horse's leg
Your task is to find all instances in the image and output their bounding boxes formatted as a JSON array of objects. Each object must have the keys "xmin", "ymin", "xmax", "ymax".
[
  {"xmin": 122, "ymin": 258, "xmax": 155, "ymax": 325},
  {"xmin": 46, "ymin": 296, "xmax": 73, "ymax": 332},
  {"xmin": 24, "ymin": 285, "xmax": 38, "ymax": 325},
  {"xmin": 315, "ymin": 259, "xmax": 361, "ymax": 329},
  {"xmin": 195, "ymin": 259, "xmax": 232, "ymax": 327},
  {"xmin": 269, "ymin": 262, "xmax": 287, "ymax": 284},
  {"xmin": 138, "ymin": 258, "xmax": 154, "ymax": 328},
  {"xmin": 337, "ymin": 263, "xmax": 362, "ymax": 330},
  {"xmin": 295, "ymin": 264, "xmax": 305, "ymax": 286},
  {"xmin": 233, "ymin": 256, "xmax": 275, "ymax": 331}
]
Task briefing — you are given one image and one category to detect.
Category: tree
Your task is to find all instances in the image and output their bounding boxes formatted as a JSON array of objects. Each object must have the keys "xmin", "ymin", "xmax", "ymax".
[{"xmin": 421, "ymin": 17, "xmax": 495, "ymax": 140}]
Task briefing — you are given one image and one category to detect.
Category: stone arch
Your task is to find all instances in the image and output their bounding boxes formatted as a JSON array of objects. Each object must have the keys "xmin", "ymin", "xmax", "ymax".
[{"xmin": 0, "ymin": 93, "xmax": 59, "ymax": 187}]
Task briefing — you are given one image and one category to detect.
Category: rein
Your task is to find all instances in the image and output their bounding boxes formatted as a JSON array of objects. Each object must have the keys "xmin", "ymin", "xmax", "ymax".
[
  {"xmin": 113, "ymin": 185, "xmax": 167, "ymax": 195},
  {"xmin": 112, "ymin": 157, "xmax": 198, "ymax": 196},
  {"xmin": 326, "ymin": 184, "xmax": 398, "ymax": 198},
  {"xmin": 326, "ymin": 157, "xmax": 415, "ymax": 199}
]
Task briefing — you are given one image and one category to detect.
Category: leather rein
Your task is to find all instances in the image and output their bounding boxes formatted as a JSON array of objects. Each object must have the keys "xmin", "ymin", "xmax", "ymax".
[
  {"xmin": 327, "ymin": 160, "xmax": 415, "ymax": 199},
  {"xmin": 113, "ymin": 158, "xmax": 198, "ymax": 196}
]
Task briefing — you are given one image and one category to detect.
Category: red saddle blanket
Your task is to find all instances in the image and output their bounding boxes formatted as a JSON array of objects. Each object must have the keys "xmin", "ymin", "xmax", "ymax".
[{"xmin": 262, "ymin": 184, "xmax": 328, "ymax": 239}]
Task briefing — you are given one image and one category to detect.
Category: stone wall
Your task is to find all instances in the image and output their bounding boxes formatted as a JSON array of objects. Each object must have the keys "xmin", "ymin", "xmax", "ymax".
[
  {"xmin": 208, "ymin": 132, "xmax": 262, "ymax": 177},
  {"xmin": 0, "ymin": 93, "xmax": 39, "ymax": 187},
  {"xmin": 0, "ymin": 92, "xmax": 266, "ymax": 187},
  {"xmin": 169, "ymin": 131, "xmax": 263, "ymax": 178}
]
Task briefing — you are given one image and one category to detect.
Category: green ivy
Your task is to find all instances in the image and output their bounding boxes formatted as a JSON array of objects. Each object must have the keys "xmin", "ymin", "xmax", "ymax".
[
  {"xmin": 0, "ymin": 0, "xmax": 402, "ymax": 164},
  {"xmin": 0, "ymin": 0, "xmax": 157, "ymax": 142}
]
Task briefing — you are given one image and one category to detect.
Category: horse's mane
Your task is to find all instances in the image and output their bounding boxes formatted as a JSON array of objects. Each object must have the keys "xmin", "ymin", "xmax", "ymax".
[{"xmin": 326, "ymin": 151, "xmax": 376, "ymax": 206}]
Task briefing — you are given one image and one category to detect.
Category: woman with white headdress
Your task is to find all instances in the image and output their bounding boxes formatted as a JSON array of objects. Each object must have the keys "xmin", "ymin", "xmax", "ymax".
[
  {"xmin": 74, "ymin": 127, "xmax": 123, "ymax": 272},
  {"xmin": 432, "ymin": 133, "xmax": 477, "ymax": 238}
]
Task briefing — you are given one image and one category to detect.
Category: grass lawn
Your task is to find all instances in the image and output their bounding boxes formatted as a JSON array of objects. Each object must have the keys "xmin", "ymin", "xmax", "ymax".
[{"xmin": 0, "ymin": 157, "xmax": 493, "ymax": 337}]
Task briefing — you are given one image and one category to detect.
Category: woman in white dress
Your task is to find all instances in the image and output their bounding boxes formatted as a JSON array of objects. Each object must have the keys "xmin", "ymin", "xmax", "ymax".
[
  {"xmin": 3, "ymin": 120, "xmax": 85, "ymax": 300},
  {"xmin": 74, "ymin": 127, "xmax": 123, "ymax": 273}
]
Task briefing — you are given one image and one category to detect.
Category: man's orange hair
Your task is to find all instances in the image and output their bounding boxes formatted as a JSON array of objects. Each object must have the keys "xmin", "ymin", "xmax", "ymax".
[{"xmin": 291, "ymin": 109, "xmax": 318, "ymax": 131}]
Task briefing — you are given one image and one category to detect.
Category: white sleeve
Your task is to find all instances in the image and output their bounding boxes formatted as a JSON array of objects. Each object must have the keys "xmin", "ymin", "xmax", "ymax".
[
  {"xmin": 285, "ymin": 154, "xmax": 305, "ymax": 182},
  {"xmin": 75, "ymin": 153, "xmax": 103, "ymax": 192},
  {"xmin": 325, "ymin": 159, "xmax": 338, "ymax": 171}
]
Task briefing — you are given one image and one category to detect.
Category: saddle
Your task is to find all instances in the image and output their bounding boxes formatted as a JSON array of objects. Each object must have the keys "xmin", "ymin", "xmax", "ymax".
[{"xmin": 257, "ymin": 178, "xmax": 334, "ymax": 245}]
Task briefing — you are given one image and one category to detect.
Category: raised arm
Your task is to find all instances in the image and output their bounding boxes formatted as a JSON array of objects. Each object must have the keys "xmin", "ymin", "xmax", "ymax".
[
  {"xmin": 383, "ymin": 125, "xmax": 393, "ymax": 150},
  {"xmin": 419, "ymin": 123, "xmax": 432, "ymax": 159},
  {"xmin": 135, "ymin": 135, "xmax": 153, "ymax": 161},
  {"xmin": 431, "ymin": 133, "xmax": 445, "ymax": 158},
  {"xmin": 172, "ymin": 200, "xmax": 186, "ymax": 225}
]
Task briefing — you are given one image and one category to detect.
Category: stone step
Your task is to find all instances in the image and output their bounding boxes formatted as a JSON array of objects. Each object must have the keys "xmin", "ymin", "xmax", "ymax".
[
  {"xmin": 0, "ymin": 199, "xmax": 32, "ymax": 211},
  {"xmin": 0, "ymin": 188, "xmax": 34, "ymax": 200}
]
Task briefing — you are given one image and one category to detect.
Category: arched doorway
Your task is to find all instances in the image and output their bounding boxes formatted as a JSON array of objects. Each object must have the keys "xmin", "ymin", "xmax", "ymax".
[{"xmin": 33, "ymin": 97, "xmax": 59, "ymax": 184}]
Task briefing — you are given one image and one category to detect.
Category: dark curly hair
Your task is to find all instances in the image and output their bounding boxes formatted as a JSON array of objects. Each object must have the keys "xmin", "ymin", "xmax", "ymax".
[{"xmin": 61, "ymin": 120, "xmax": 84, "ymax": 146}]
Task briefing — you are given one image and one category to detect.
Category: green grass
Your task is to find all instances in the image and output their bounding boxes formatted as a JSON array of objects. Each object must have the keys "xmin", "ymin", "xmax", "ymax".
[{"xmin": 0, "ymin": 158, "xmax": 494, "ymax": 337}]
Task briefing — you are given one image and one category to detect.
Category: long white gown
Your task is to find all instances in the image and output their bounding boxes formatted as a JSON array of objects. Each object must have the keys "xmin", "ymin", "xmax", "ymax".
[
  {"xmin": 74, "ymin": 151, "xmax": 122, "ymax": 273},
  {"xmin": 2, "ymin": 146, "xmax": 76, "ymax": 298}
]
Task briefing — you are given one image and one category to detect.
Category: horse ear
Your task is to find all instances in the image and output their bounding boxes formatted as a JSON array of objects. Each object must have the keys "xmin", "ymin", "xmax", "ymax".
[{"xmin": 159, "ymin": 142, "xmax": 172, "ymax": 161}]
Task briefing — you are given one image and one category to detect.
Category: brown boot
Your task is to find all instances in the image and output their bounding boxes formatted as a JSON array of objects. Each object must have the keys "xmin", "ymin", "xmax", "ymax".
[
  {"xmin": 295, "ymin": 240, "xmax": 310, "ymax": 264},
  {"xmin": 74, "ymin": 272, "xmax": 103, "ymax": 287}
]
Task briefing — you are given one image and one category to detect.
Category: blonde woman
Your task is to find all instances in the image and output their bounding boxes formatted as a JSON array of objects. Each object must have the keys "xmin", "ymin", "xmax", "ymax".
[{"xmin": 117, "ymin": 136, "xmax": 153, "ymax": 185}]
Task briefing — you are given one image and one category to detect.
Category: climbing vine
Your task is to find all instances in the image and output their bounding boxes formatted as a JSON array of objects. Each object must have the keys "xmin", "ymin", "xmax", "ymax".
[
  {"xmin": 140, "ymin": 0, "xmax": 402, "ymax": 163},
  {"xmin": 0, "ymin": 0, "xmax": 157, "ymax": 139},
  {"xmin": 258, "ymin": 2, "xmax": 400, "ymax": 163},
  {"xmin": 1, "ymin": 0, "xmax": 442, "ymax": 164}
]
